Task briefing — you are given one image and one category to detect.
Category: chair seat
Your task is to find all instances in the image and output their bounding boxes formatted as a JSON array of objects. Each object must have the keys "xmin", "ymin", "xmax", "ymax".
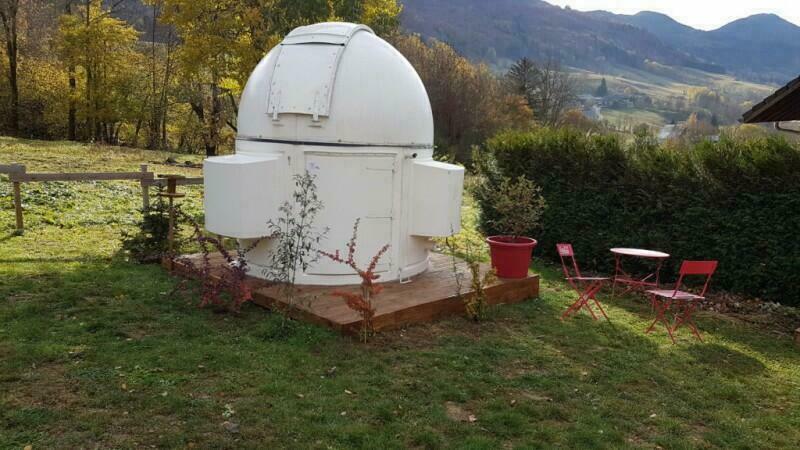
[
  {"xmin": 646, "ymin": 289, "xmax": 704, "ymax": 300},
  {"xmin": 568, "ymin": 276, "xmax": 610, "ymax": 282}
]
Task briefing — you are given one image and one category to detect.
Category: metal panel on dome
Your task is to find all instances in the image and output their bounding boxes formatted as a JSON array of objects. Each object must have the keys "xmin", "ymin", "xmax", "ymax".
[
  {"xmin": 267, "ymin": 24, "xmax": 373, "ymax": 122},
  {"xmin": 266, "ymin": 44, "xmax": 341, "ymax": 121},
  {"xmin": 282, "ymin": 23, "xmax": 373, "ymax": 45}
]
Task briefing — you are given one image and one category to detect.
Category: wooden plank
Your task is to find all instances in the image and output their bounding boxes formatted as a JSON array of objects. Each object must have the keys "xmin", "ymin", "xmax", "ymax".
[
  {"xmin": 0, "ymin": 164, "xmax": 25, "ymax": 174},
  {"xmin": 140, "ymin": 164, "xmax": 150, "ymax": 210},
  {"xmin": 11, "ymin": 171, "xmax": 155, "ymax": 182},
  {"xmin": 143, "ymin": 177, "xmax": 203, "ymax": 188},
  {"xmin": 13, "ymin": 181, "xmax": 23, "ymax": 232}
]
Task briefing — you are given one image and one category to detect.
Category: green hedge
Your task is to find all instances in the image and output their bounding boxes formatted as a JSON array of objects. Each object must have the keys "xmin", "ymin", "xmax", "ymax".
[{"xmin": 474, "ymin": 128, "xmax": 800, "ymax": 305}]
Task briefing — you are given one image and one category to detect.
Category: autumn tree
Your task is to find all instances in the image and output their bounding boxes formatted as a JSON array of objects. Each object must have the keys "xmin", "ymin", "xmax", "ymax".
[
  {"xmin": 0, "ymin": 0, "xmax": 20, "ymax": 134},
  {"xmin": 559, "ymin": 108, "xmax": 599, "ymax": 132},
  {"xmin": 393, "ymin": 34, "xmax": 532, "ymax": 162},
  {"xmin": 56, "ymin": 0, "xmax": 141, "ymax": 143},
  {"xmin": 684, "ymin": 111, "xmax": 718, "ymax": 143}
]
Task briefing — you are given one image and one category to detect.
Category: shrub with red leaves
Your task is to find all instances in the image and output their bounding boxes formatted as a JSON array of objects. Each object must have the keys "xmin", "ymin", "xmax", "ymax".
[
  {"xmin": 173, "ymin": 211, "xmax": 264, "ymax": 313},
  {"xmin": 319, "ymin": 219, "xmax": 389, "ymax": 342}
]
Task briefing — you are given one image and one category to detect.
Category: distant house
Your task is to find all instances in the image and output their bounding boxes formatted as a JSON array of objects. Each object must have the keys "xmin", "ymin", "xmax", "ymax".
[
  {"xmin": 741, "ymin": 74, "xmax": 800, "ymax": 133},
  {"xmin": 657, "ymin": 124, "xmax": 682, "ymax": 141},
  {"xmin": 600, "ymin": 94, "xmax": 634, "ymax": 109},
  {"xmin": 583, "ymin": 105, "xmax": 602, "ymax": 121},
  {"xmin": 657, "ymin": 121, "xmax": 719, "ymax": 142}
]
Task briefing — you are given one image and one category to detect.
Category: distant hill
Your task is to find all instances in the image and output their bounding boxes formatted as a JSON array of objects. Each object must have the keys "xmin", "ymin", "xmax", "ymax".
[
  {"xmin": 400, "ymin": 0, "xmax": 800, "ymax": 84},
  {"xmin": 585, "ymin": 11, "xmax": 704, "ymax": 50},
  {"xmin": 593, "ymin": 11, "xmax": 800, "ymax": 84},
  {"xmin": 399, "ymin": 0, "xmax": 722, "ymax": 74}
]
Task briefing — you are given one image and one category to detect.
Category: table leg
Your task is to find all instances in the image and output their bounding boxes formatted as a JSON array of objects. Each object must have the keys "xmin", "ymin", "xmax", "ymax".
[
  {"xmin": 612, "ymin": 254, "xmax": 621, "ymax": 298},
  {"xmin": 655, "ymin": 258, "xmax": 664, "ymax": 287}
]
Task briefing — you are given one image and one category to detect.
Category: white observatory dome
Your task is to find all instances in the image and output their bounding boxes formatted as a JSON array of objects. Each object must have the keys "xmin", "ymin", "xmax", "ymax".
[
  {"xmin": 237, "ymin": 22, "xmax": 434, "ymax": 148},
  {"xmin": 204, "ymin": 22, "xmax": 463, "ymax": 286}
]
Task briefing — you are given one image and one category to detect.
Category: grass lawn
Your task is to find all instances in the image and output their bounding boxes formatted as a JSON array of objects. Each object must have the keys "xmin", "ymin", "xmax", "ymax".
[{"xmin": 1, "ymin": 137, "xmax": 799, "ymax": 449}]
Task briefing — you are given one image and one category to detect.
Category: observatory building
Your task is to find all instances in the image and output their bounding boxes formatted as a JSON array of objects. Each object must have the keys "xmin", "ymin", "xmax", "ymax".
[{"xmin": 204, "ymin": 22, "xmax": 464, "ymax": 286}]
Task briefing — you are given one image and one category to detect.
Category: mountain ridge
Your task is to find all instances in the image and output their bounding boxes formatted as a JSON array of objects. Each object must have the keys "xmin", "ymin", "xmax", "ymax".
[{"xmin": 400, "ymin": 0, "xmax": 800, "ymax": 84}]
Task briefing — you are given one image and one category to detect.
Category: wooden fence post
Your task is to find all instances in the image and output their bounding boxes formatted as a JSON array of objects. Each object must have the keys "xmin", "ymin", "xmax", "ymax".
[
  {"xmin": 13, "ymin": 181, "xmax": 23, "ymax": 233},
  {"xmin": 140, "ymin": 164, "xmax": 150, "ymax": 211}
]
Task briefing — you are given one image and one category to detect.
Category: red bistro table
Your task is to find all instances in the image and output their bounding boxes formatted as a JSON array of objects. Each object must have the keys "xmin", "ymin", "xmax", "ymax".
[{"xmin": 610, "ymin": 248, "xmax": 670, "ymax": 297}]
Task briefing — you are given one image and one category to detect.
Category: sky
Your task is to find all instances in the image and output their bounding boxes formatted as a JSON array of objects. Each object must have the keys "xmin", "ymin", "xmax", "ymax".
[{"xmin": 546, "ymin": 0, "xmax": 800, "ymax": 30}]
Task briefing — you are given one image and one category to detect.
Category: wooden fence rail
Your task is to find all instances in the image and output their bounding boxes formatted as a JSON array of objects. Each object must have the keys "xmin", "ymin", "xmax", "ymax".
[{"xmin": 1, "ymin": 163, "xmax": 203, "ymax": 234}]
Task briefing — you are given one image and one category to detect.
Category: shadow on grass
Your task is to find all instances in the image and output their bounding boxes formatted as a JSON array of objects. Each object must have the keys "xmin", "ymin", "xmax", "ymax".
[
  {"xmin": 0, "ymin": 256, "xmax": 111, "ymax": 264},
  {"xmin": 0, "ymin": 233, "xmax": 18, "ymax": 244}
]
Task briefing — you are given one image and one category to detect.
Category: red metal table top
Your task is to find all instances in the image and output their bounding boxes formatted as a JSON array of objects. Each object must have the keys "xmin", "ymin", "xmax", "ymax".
[{"xmin": 610, "ymin": 248, "xmax": 670, "ymax": 259}]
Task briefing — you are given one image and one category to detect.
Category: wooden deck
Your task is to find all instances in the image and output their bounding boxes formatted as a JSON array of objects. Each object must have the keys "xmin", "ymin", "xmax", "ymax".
[{"xmin": 169, "ymin": 253, "xmax": 539, "ymax": 335}]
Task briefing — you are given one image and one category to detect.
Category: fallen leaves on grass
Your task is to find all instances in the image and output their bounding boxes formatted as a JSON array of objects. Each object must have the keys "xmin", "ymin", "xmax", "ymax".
[{"xmin": 222, "ymin": 420, "xmax": 240, "ymax": 434}]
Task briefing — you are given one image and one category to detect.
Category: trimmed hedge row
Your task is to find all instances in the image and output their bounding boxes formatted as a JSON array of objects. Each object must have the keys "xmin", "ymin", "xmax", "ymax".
[{"xmin": 474, "ymin": 128, "xmax": 800, "ymax": 305}]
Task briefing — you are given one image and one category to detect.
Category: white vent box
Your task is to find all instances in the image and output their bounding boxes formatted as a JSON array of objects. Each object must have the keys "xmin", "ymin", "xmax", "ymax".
[
  {"xmin": 204, "ymin": 154, "xmax": 283, "ymax": 238},
  {"xmin": 411, "ymin": 160, "xmax": 465, "ymax": 236}
]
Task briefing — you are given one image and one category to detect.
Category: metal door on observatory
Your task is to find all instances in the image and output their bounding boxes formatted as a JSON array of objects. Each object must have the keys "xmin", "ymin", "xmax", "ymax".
[{"xmin": 306, "ymin": 152, "xmax": 395, "ymax": 275}]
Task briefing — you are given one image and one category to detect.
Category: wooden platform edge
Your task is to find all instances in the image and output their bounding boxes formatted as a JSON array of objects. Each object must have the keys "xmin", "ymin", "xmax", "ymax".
[
  {"xmin": 164, "ymin": 255, "xmax": 349, "ymax": 333},
  {"xmin": 360, "ymin": 274, "xmax": 540, "ymax": 334},
  {"xmin": 165, "ymin": 255, "xmax": 540, "ymax": 337}
]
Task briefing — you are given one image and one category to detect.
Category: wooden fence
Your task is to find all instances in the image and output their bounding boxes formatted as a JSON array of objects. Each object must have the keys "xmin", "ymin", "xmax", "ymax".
[{"xmin": 0, "ymin": 163, "xmax": 203, "ymax": 233}]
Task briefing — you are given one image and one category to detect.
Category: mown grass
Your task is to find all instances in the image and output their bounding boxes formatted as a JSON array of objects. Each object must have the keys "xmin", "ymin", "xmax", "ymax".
[{"xmin": 1, "ymin": 138, "xmax": 799, "ymax": 449}]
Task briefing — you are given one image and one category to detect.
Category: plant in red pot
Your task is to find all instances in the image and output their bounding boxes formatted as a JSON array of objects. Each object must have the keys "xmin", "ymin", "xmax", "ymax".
[{"xmin": 482, "ymin": 176, "xmax": 546, "ymax": 278}]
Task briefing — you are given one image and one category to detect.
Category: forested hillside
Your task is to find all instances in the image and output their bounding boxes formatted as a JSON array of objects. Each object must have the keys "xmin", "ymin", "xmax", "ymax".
[
  {"xmin": 400, "ymin": 0, "xmax": 800, "ymax": 85},
  {"xmin": 400, "ymin": 0, "xmax": 721, "ymax": 74}
]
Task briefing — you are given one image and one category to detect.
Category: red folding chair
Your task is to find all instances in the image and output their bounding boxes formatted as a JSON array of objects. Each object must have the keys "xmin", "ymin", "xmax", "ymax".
[
  {"xmin": 645, "ymin": 260, "xmax": 718, "ymax": 343},
  {"xmin": 557, "ymin": 243, "xmax": 610, "ymax": 320}
]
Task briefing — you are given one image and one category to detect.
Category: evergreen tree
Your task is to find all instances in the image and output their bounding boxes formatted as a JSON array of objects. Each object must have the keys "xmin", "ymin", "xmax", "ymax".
[
  {"xmin": 595, "ymin": 77, "xmax": 608, "ymax": 97},
  {"xmin": 505, "ymin": 57, "xmax": 574, "ymax": 126},
  {"xmin": 505, "ymin": 57, "xmax": 537, "ymax": 106}
]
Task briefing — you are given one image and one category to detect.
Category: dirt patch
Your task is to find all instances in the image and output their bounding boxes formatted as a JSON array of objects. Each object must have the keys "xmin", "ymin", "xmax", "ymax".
[
  {"xmin": 368, "ymin": 319, "xmax": 486, "ymax": 350},
  {"xmin": 3, "ymin": 362, "xmax": 81, "ymax": 409},
  {"xmin": 444, "ymin": 401, "xmax": 477, "ymax": 423},
  {"xmin": 517, "ymin": 391, "xmax": 553, "ymax": 403},
  {"xmin": 497, "ymin": 360, "xmax": 550, "ymax": 380}
]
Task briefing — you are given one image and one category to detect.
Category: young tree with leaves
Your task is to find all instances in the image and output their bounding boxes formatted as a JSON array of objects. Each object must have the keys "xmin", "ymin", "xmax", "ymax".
[{"xmin": 56, "ymin": 0, "xmax": 141, "ymax": 143}]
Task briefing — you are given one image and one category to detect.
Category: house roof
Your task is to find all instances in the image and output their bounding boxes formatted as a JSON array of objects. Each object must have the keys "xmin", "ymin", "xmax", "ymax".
[{"xmin": 741, "ymin": 74, "xmax": 800, "ymax": 123}]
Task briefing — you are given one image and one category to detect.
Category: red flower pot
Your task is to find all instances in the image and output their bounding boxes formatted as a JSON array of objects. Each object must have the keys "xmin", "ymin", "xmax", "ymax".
[{"xmin": 486, "ymin": 236, "xmax": 537, "ymax": 279}]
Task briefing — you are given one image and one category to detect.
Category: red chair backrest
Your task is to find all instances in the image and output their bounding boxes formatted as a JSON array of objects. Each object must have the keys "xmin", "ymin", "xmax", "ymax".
[
  {"xmin": 556, "ymin": 243, "xmax": 581, "ymax": 279},
  {"xmin": 556, "ymin": 243, "xmax": 574, "ymax": 257},
  {"xmin": 680, "ymin": 260, "xmax": 718, "ymax": 276},
  {"xmin": 675, "ymin": 260, "xmax": 718, "ymax": 297}
]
